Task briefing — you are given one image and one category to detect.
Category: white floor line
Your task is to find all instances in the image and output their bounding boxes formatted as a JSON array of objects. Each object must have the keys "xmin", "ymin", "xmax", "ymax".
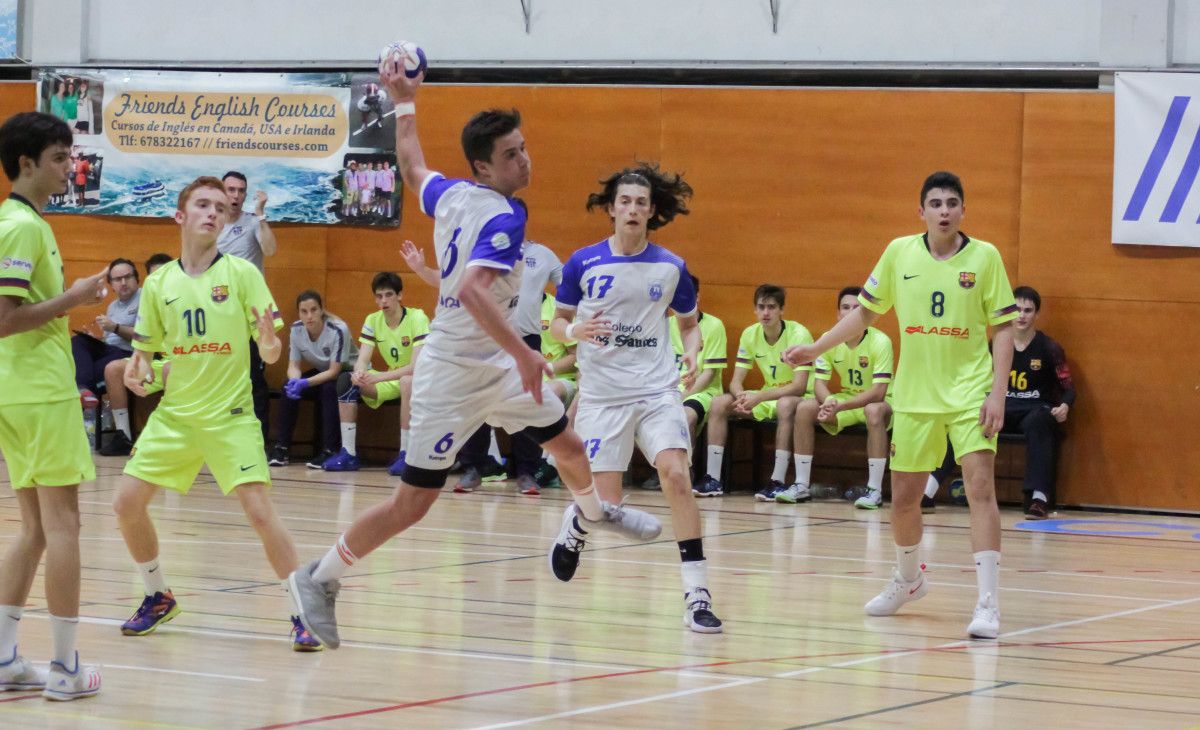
[
  {"xmin": 20, "ymin": 613, "xmax": 736, "ymax": 681},
  {"xmin": 463, "ymin": 594, "xmax": 1200, "ymax": 730},
  {"xmin": 102, "ymin": 662, "xmax": 266, "ymax": 682}
]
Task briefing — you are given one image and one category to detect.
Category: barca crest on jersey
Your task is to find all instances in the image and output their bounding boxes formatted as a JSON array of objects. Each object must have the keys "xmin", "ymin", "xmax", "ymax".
[
  {"xmin": 541, "ymin": 318, "xmax": 550, "ymax": 331},
  {"xmin": 648, "ymin": 280, "xmax": 663, "ymax": 301},
  {"xmin": 1030, "ymin": 358, "xmax": 1042, "ymax": 371},
  {"xmin": 400, "ymin": 336, "xmax": 411, "ymax": 347},
  {"xmin": 859, "ymin": 356, "xmax": 869, "ymax": 368},
  {"xmin": 211, "ymin": 285, "xmax": 229, "ymax": 302},
  {"xmin": 959, "ymin": 272, "xmax": 976, "ymax": 289}
]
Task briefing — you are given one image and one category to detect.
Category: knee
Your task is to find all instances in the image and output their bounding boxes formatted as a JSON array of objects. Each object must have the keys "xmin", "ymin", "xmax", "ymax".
[
  {"xmin": 104, "ymin": 358, "xmax": 126, "ymax": 379},
  {"xmin": 796, "ymin": 398, "xmax": 819, "ymax": 421},
  {"xmin": 710, "ymin": 395, "xmax": 731, "ymax": 418},
  {"xmin": 658, "ymin": 460, "xmax": 690, "ymax": 494},
  {"xmin": 112, "ymin": 486, "xmax": 146, "ymax": 522},
  {"xmin": 242, "ymin": 501, "xmax": 274, "ymax": 532},
  {"xmin": 865, "ymin": 402, "xmax": 887, "ymax": 428},
  {"xmin": 776, "ymin": 397, "xmax": 798, "ymax": 421}
]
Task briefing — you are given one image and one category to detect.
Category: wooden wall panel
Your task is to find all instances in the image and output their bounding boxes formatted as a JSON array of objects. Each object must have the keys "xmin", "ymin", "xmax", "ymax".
[{"xmin": 4, "ymin": 80, "xmax": 1198, "ymax": 509}]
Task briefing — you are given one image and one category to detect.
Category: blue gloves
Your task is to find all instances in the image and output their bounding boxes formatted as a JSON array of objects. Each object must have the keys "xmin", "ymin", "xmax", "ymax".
[{"xmin": 283, "ymin": 377, "xmax": 309, "ymax": 400}]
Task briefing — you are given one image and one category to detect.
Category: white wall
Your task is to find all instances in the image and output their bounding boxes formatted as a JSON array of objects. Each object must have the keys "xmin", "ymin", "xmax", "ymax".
[{"xmin": 20, "ymin": 0, "xmax": 1196, "ymax": 70}]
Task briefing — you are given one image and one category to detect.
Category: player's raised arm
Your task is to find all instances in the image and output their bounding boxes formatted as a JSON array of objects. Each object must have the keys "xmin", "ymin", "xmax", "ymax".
[
  {"xmin": 784, "ymin": 305, "xmax": 878, "ymax": 366},
  {"xmin": 0, "ymin": 265, "xmax": 107, "ymax": 338},
  {"xmin": 379, "ymin": 55, "xmax": 432, "ymax": 194}
]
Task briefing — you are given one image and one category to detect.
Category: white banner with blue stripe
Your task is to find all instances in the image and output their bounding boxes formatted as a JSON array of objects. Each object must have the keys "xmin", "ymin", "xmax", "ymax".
[{"xmin": 1113, "ymin": 72, "xmax": 1200, "ymax": 247}]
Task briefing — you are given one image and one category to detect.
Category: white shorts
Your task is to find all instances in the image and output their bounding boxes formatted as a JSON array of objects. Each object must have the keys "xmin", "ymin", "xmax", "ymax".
[
  {"xmin": 405, "ymin": 352, "xmax": 565, "ymax": 471},
  {"xmin": 574, "ymin": 391, "xmax": 691, "ymax": 472},
  {"xmin": 360, "ymin": 188, "xmax": 373, "ymax": 205}
]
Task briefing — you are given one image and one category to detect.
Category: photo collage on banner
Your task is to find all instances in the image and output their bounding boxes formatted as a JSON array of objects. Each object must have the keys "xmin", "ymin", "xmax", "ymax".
[{"xmin": 37, "ymin": 69, "xmax": 401, "ymax": 227}]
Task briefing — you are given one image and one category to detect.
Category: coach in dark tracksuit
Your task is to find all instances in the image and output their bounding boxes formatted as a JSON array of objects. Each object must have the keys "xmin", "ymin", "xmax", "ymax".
[{"xmin": 1005, "ymin": 285, "xmax": 1075, "ymax": 519}]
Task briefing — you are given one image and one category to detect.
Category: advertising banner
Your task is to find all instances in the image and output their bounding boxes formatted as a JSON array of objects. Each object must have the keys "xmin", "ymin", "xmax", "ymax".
[
  {"xmin": 39, "ymin": 68, "xmax": 401, "ymax": 226},
  {"xmin": 1113, "ymin": 72, "xmax": 1200, "ymax": 247}
]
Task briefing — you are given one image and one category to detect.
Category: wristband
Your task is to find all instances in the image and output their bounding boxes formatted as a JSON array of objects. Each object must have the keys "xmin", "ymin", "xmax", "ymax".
[
  {"xmin": 564, "ymin": 322, "xmax": 579, "ymax": 342},
  {"xmin": 394, "ymin": 101, "xmax": 416, "ymax": 118}
]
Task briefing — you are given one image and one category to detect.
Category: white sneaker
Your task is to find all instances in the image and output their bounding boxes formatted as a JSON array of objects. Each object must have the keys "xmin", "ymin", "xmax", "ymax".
[
  {"xmin": 774, "ymin": 483, "xmax": 811, "ymax": 504},
  {"xmin": 0, "ymin": 648, "xmax": 46, "ymax": 691},
  {"xmin": 683, "ymin": 588, "xmax": 723, "ymax": 634},
  {"xmin": 855, "ymin": 489, "xmax": 883, "ymax": 510},
  {"xmin": 865, "ymin": 568, "xmax": 929, "ymax": 616},
  {"xmin": 582, "ymin": 500, "xmax": 663, "ymax": 541},
  {"xmin": 42, "ymin": 653, "xmax": 100, "ymax": 701},
  {"xmin": 549, "ymin": 504, "xmax": 589, "ymax": 582},
  {"xmin": 967, "ymin": 592, "xmax": 1000, "ymax": 639}
]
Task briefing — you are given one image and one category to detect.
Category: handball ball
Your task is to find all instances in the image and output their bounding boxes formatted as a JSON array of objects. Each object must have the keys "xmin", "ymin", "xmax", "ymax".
[{"xmin": 378, "ymin": 41, "xmax": 427, "ymax": 79}]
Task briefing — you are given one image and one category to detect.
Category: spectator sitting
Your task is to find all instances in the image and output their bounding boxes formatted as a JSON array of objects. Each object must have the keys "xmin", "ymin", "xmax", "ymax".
[
  {"xmin": 268, "ymin": 290, "xmax": 357, "ymax": 467},
  {"xmin": 72, "ymin": 257, "xmax": 140, "ymax": 406}
]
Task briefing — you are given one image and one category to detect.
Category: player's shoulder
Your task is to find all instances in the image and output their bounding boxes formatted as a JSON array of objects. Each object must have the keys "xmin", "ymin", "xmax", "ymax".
[
  {"xmin": 739, "ymin": 321, "xmax": 763, "ymax": 338},
  {"xmin": 783, "ymin": 319, "xmax": 812, "ymax": 338},
  {"xmin": 701, "ymin": 311, "xmax": 726, "ymax": 329},
  {"xmin": 290, "ymin": 320, "xmax": 304, "ymax": 330},
  {"xmin": 642, "ymin": 241, "xmax": 686, "ymax": 268},
  {"xmin": 565, "ymin": 239, "xmax": 611, "ymax": 269},
  {"xmin": 885, "ymin": 233, "xmax": 926, "ymax": 251}
]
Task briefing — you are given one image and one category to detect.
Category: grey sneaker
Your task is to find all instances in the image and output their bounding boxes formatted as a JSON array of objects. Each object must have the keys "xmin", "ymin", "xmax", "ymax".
[
  {"xmin": 0, "ymin": 648, "xmax": 46, "ymax": 691},
  {"xmin": 549, "ymin": 504, "xmax": 588, "ymax": 582},
  {"xmin": 775, "ymin": 483, "xmax": 811, "ymax": 504},
  {"xmin": 582, "ymin": 500, "xmax": 663, "ymax": 541},
  {"xmin": 453, "ymin": 467, "xmax": 482, "ymax": 493},
  {"xmin": 288, "ymin": 559, "xmax": 342, "ymax": 649}
]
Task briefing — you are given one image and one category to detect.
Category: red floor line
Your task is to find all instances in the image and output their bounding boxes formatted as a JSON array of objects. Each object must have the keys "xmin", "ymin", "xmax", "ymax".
[
  {"xmin": 0, "ymin": 694, "xmax": 40, "ymax": 703},
  {"xmin": 253, "ymin": 636, "xmax": 1200, "ymax": 729}
]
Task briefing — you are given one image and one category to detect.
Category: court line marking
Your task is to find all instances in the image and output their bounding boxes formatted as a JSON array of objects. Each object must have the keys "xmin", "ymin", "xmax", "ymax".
[
  {"xmin": 102, "ymin": 662, "xmax": 266, "ymax": 682},
  {"xmin": 784, "ymin": 681, "xmax": 1020, "ymax": 730},
  {"xmin": 258, "ymin": 595, "xmax": 1200, "ymax": 729}
]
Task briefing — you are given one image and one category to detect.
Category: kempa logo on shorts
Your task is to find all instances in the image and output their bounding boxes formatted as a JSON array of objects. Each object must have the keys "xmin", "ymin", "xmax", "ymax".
[{"xmin": 1123, "ymin": 95, "xmax": 1200, "ymax": 224}]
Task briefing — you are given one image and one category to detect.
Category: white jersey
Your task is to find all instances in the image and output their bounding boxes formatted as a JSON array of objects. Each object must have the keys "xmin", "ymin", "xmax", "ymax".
[
  {"xmin": 513, "ymin": 241, "xmax": 563, "ymax": 337},
  {"xmin": 557, "ymin": 239, "xmax": 696, "ymax": 406},
  {"xmin": 419, "ymin": 172, "xmax": 526, "ymax": 366}
]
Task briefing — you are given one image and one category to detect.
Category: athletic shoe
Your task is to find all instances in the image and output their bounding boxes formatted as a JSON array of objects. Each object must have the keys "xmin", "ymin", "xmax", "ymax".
[
  {"xmin": 387, "ymin": 451, "xmax": 406, "ymax": 476},
  {"xmin": 0, "ymin": 647, "xmax": 46, "ymax": 691},
  {"xmin": 583, "ymin": 500, "xmax": 663, "ymax": 541},
  {"xmin": 775, "ymin": 483, "xmax": 811, "ymax": 504},
  {"xmin": 692, "ymin": 475, "xmax": 724, "ymax": 497},
  {"xmin": 480, "ymin": 456, "xmax": 508, "ymax": 482},
  {"xmin": 967, "ymin": 592, "xmax": 1000, "ymax": 639},
  {"xmin": 267, "ymin": 444, "xmax": 290, "ymax": 467},
  {"xmin": 42, "ymin": 653, "xmax": 100, "ymax": 701},
  {"xmin": 549, "ymin": 504, "xmax": 588, "ymax": 582},
  {"xmin": 533, "ymin": 461, "xmax": 560, "ymax": 488},
  {"xmin": 78, "ymin": 388, "xmax": 99, "ymax": 409},
  {"xmin": 322, "ymin": 448, "xmax": 360, "ymax": 472},
  {"xmin": 99, "ymin": 431, "xmax": 133, "ymax": 457},
  {"xmin": 855, "ymin": 489, "xmax": 883, "ymax": 510},
  {"xmin": 640, "ymin": 475, "xmax": 662, "ymax": 491},
  {"xmin": 864, "ymin": 568, "xmax": 928, "ymax": 616},
  {"xmin": 517, "ymin": 474, "xmax": 540, "ymax": 495},
  {"xmin": 453, "ymin": 466, "xmax": 482, "ymax": 493},
  {"xmin": 290, "ymin": 615, "xmax": 323, "ymax": 652},
  {"xmin": 306, "ymin": 448, "xmax": 334, "ymax": 470},
  {"xmin": 684, "ymin": 588, "xmax": 723, "ymax": 634},
  {"xmin": 920, "ymin": 495, "xmax": 937, "ymax": 514},
  {"xmin": 755, "ymin": 480, "xmax": 788, "ymax": 502},
  {"xmin": 1024, "ymin": 498, "xmax": 1048, "ymax": 520},
  {"xmin": 288, "ymin": 559, "xmax": 341, "ymax": 650},
  {"xmin": 121, "ymin": 590, "xmax": 181, "ymax": 636}
]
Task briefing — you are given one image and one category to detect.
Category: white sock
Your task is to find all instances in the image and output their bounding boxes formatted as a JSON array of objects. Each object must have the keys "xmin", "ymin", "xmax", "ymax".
[
  {"xmin": 138, "ymin": 558, "xmax": 168, "ymax": 595},
  {"xmin": 681, "ymin": 559, "xmax": 709, "ymax": 594},
  {"xmin": 867, "ymin": 458, "xmax": 887, "ymax": 491},
  {"xmin": 114, "ymin": 408, "xmax": 131, "ymax": 438},
  {"xmin": 571, "ymin": 484, "xmax": 604, "ymax": 522},
  {"xmin": 312, "ymin": 534, "xmax": 357, "ymax": 583},
  {"xmin": 896, "ymin": 543, "xmax": 921, "ymax": 582},
  {"xmin": 771, "ymin": 449, "xmax": 790, "ymax": 483},
  {"xmin": 488, "ymin": 430, "xmax": 502, "ymax": 461},
  {"xmin": 400, "ymin": 428, "xmax": 410, "ymax": 451},
  {"xmin": 0, "ymin": 605, "xmax": 20, "ymax": 658},
  {"xmin": 924, "ymin": 474, "xmax": 940, "ymax": 499},
  {"xmin": 1032, "ymin": 490, "xmax": 1047, "ymax": 502},
  {"xmin": 341, "ymin": 423, "xmax": 357, "ymax": 456},
  {"xmin": 793, "ymin": 454, "xmax": 813, "ymax": 486},
  {"xmin": 49, "ymin": 614, "xmax": 77, "ymax": 668},
  {"xmin": 706, "ymin": 446, "xmax": 724, "ymax": 480},
  {"xmin": 974, "ymin": 550, "xmax": 1000, "ymax": 605}
]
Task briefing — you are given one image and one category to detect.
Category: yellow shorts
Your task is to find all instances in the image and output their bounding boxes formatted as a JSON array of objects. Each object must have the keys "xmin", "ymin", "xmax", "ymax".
[
  {"xmin": 749, "ymin": 396, "xmax": 778, "ymax": 422},
  {"xmin": 124, "ymin": 409, "xmax": 270, "ymax": 495},
  {"xmin": 141, "ymin": 359, "xmax": 167, "ymax": 396},
  {"xmin": 361, "ymin": 371, "xmax": 402, "ymax": 409},
  {"xmin": 819, "ymin": 392, "xmax": 892, "ymax": 435},
  {"xmin": 0, "ymin": 399, "xmax": 95, "ymax": 489},
  {"xmin": 682, "ymin": 389, "xmax": 716, "ymax": 418},
  {"xmin": 890, "ymin": 409, "xmax": 995, "ymax": 473}
]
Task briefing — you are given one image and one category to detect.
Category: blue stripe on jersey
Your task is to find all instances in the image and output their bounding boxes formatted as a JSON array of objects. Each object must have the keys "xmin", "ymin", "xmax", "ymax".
[
  {"xmin": 333, "ymin": 323, "xmax": 345, "ymax": 362},
  {"xmin": 468, "ymin": 207, "xmax": 526, "ymax": 270},
  {"xmin": 556, "ymin": 239, "xmax": 695, "ymax": 311},
  {"xmin": 420, "ymin": 173, "xmax": 467, "ymax": 217}
]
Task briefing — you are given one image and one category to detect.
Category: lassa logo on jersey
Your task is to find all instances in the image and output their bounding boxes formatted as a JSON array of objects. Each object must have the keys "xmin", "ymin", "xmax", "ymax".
[
  {"xmin": 211, "ymin": 285, "xmax": 230, "ymax": 303},
  {"xmin": 905, "ymin": 325, "xmax": 971, "ymax": 339},
  {"xmin": 173, "ymin": 342, "xmax": 234, "ymax": 355}
]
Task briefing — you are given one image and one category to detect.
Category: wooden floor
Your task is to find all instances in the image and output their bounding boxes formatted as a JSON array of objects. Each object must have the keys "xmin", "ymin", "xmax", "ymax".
[{"xmin": 2, "ymin": 457, "xmax": 1200, "ymax": 729}]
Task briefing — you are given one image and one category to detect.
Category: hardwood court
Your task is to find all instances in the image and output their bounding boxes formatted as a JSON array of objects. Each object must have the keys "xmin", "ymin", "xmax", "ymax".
[{"xmin": 2, "ymin": 457, "xmax": 1199, "ymax": 728}]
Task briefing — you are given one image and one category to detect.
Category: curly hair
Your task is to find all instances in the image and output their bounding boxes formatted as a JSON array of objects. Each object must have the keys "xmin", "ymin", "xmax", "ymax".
[{"xmin": 586, "ymin": 162, "xmax": 692, "ymax": 231}]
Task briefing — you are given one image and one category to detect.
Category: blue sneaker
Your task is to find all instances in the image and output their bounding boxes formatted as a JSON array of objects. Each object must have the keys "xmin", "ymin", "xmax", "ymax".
[
  {"xmin": 290, "ymin": 615, "xmax": 323, "ymax": 652},
  {"xmin": 387, "ymin": 450, "xmax": 406, "ymax": 476},
  {"xmin": 322, "ymin": 448, "xmax": 360, "ymax": 472}
]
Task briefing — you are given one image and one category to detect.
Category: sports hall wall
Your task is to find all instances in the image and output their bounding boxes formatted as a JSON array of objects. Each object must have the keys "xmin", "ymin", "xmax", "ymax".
[{"xmin": 2, "ymin": 81, "xmax": 1196, "ymax": 512}]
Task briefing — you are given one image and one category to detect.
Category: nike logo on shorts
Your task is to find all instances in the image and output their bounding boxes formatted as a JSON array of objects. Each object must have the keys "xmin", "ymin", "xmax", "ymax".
[{"xmin": 240, "ymin": 465, "xmax": 255, "ymax": 472}]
